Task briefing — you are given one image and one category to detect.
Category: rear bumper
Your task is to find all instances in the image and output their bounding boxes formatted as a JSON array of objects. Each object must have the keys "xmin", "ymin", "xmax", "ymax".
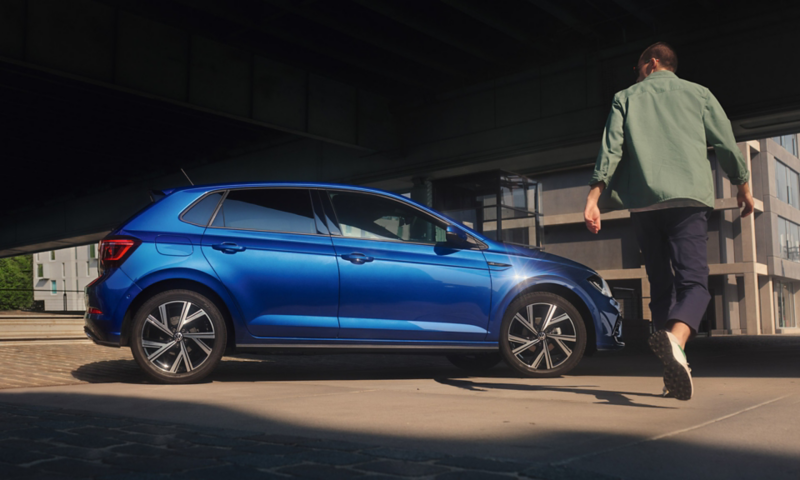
[
  {"xmin": 84, "ymin": 267, "xmax": 141, "ymax": 347},
  {"xmin": 83, "ymin": 324, "xmax": 119, "ymax": 348}
]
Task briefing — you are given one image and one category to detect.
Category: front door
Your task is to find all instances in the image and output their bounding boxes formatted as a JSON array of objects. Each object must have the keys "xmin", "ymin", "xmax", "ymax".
[
  {"xmin": 202, "ymin": 188, "xmax": 339, "ymax": 338},
  {"xmin": 326, "ymin": 190, "xmax": 492, "ymax": 342}
]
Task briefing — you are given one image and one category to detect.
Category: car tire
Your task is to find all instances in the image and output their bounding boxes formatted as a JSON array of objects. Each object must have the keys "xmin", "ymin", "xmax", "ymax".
[
  {"xmin": 446, "ymin": 352, "xmax": 502, "ymax": 372},
  {"xmin": 130, "ymin": 289, "xmax": 226, "ymax": 384},
  {"xmin": 499, "ymin": 291, "xmax": 586, "ymax": 378}
]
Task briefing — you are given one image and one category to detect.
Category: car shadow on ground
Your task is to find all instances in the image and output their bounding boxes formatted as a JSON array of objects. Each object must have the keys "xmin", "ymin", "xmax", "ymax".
[{"xmin": 71, "ymin": 332, "xmax": 800, "ymax": 388}]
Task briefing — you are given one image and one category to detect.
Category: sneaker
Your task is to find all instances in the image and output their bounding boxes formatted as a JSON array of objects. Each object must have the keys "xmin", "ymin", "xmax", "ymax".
[{"xmin": 648, "ymin": 330, "xmax": 693, "ymax": 400}]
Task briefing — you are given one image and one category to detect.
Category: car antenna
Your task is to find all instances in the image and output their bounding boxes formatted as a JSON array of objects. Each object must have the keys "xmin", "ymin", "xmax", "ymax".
[{"xmin": 180, "ymin": 167, "xmax": 194, "ymax": 185}]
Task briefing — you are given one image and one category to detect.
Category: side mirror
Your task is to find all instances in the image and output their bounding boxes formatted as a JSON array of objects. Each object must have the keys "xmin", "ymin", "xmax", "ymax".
[{"xmin": 446, "ymin": 225, "xmax": 469, "ymax": 246}]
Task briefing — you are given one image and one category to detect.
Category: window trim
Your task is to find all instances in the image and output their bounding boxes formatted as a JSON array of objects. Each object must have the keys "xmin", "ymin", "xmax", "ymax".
[
  {"xmin": 180, "ymin": 190, "xmax": 228, "ymax": 227},
  {"xmin": 205, "ymin": 187, "xmax": 324, "ymax": 237},
  {"xmin": 324, "ymin": 188, "xmax": 487, "ymax": 250}
]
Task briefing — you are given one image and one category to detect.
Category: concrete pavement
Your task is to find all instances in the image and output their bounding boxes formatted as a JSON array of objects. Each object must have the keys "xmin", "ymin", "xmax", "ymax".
[{"xmin": 1, "ymin": 336, "xmax": 798, "ymax": 479}]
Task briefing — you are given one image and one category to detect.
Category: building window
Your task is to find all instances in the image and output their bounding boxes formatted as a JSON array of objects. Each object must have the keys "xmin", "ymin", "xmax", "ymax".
[
  {"xmin": 61, "ymin": 263, "xmax": 65, "ymax": 277},
  {"xmin": 774, "ymin": 281, "xmax": 797, "ymax": 329},
  {"xmin": 76, "ymin": 279, "xmax": 80, "ymax": 293},
  {"xmin": 50, "ymin": 251, "xmax": 55, "ymax": 261},
  {"xmin": 778, "ymin": 217, "xmax": 800, "ymax": 262},
  {"xmin": 86, "ymin": 261, "xmax": 90, "ymax": 276},
  {"xmin": 89, "ymin": 245, "xmax": 96, "ymax": 259},
  {"xmin": 775, "ymin": 160, "xmax": 800, "ymax": 208},
  {"xmin": 37, "ymin": 264, "xmax": 43, "ymax": 278},
  {"xmin": 773, "ymin": 134, "xmax": 799, "ymax": 157},
  {"xmin": 50, "ymin": 280, "xmax": 57, "ymax": 295}
]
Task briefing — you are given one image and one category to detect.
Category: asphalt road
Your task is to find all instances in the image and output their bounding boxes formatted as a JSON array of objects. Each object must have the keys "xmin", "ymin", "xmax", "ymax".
[{"xmin": 1, "ymin": 335, "xmax": 798, "ymax": 479}]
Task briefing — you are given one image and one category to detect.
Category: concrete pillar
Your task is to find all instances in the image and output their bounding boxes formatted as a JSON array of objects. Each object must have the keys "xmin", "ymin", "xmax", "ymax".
[
  {"xmin": 742, "ymin": 271, "xmax": 761, "ymax": 335},
  {"xmin": 723, "ymin": 275, "xmax": 742, "ymax": 334},
  {"xmin": 759, "ymin": 275, "xmax": 775, "ymax": 335}
]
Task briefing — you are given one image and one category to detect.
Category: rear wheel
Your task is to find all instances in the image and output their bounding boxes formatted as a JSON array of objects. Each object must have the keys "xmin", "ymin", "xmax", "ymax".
[
  {"xmin": 130, "ymin": 289, "xmax": 226, "ymax": 384},
  {"xmin": 499, "ymin": 292, "xmax": 586, "ymax": 378},
  {"xmin": 446, "ymin": 352, "xmax": 502, "ymax": 372}
]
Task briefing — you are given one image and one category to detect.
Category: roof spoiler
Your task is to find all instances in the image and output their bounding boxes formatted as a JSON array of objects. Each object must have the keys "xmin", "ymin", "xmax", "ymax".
[{"xmin": 148, "ymin": 188, "xmax": 178, "ymax": 203}]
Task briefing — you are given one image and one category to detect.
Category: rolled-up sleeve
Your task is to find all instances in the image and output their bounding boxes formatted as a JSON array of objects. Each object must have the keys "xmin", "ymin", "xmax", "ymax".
[
  {"xmin": 703, "ymin": 91, "xmax": 749, "ymax": 185},
  {"xmin": 589, "ymin": 96, "xmax": 625, "ymax": 187}
]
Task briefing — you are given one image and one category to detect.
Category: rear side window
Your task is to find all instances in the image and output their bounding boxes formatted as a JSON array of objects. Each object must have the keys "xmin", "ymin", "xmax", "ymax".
[
  {"xmin": 211, "ymin": 189, "xmax": 316, "ymax": 234},
  {"xmin": 182, "ymin": 192, "xmax": 224, "ymax": 226}
]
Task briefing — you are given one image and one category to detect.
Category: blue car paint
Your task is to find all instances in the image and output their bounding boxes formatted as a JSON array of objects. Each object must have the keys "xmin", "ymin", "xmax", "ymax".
[{"xmin": 85, "ymin": 182, "xmax": 623, "ymax": 353}]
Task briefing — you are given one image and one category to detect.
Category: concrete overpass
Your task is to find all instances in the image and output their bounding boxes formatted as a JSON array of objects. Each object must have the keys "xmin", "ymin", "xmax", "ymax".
[{"xmin": 2, "ymin": 0, "xmax": 800, "ymax": 257}]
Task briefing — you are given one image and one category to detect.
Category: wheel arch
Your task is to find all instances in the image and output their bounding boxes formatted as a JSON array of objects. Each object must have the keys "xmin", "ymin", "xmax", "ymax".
[{"xmin": 120, "ymin": 277, "xmax": 236, "ymax": 352}]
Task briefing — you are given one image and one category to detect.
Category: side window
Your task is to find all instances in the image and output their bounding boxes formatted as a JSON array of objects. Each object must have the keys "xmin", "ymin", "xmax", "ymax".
[
  {"xmin": 182, "ymin": 192, "xmax": 224, "ymax": 226},
  {"xmin": 329, "ymin": 191, "xmax": 447, "ymax": 244},
  {"xmin": 211, "ymin": 189, "xmax": 317, "ymax": 234}
]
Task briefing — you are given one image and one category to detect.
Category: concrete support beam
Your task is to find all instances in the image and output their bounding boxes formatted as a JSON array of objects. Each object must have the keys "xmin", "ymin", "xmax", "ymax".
[{"xmin": 0, "ymin": 1, "xmax": 398, "ymax": 152}]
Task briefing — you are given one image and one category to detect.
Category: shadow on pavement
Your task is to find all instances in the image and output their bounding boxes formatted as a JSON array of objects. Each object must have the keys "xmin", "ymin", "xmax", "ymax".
[
  {"xmin": 0, "ymin": 391, "xmax": 797, "ymax": 480},
  {"xmin": 434, "ymin": 378, "xmax": 676, "ymax": 409},
  {"xmin": 71, "ymin": 335, "xmax": 800, "ymax": 387}
]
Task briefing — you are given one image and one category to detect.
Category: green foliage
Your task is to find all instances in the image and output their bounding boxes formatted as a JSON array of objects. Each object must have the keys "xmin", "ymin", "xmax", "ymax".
[{"xmin": 0, "ymin": 255, "xmax": 33, "ymax": 310}]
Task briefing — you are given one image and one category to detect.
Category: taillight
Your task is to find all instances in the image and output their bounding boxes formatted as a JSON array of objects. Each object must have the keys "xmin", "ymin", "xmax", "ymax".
[{"xmin": 98, "ymin": 237, "xmax": 140, "ymax": 275}]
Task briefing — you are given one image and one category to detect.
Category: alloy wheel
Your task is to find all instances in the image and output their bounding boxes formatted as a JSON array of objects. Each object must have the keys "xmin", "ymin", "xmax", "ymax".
[
  {"xmin": 506, "ymin": 302, "xmax": 578, "ymax": 371},
  {"xmin": 140, "ymin": 300, "xmax": 216, "ymax": 374}
]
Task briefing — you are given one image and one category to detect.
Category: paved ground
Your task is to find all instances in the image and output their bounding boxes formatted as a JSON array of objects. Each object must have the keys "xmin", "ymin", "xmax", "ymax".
[{"xmin": 1, "ymin": 336, "xmax": 799, "ymax": 479}]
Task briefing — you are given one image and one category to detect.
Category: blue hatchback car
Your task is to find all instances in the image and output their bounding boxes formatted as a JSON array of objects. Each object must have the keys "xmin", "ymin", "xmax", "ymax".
[{"xmin": 85, "ymin": 183, "xmax": 623, "ymax": 383}]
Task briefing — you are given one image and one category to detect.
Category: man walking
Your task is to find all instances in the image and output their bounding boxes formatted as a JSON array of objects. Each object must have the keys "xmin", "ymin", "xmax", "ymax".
[{"xmin": 584, "ymin": 42, "xmax": 754, "ymax": 400}]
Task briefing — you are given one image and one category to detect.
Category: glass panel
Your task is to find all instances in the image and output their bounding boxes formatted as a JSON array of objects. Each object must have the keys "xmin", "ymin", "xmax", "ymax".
[
  {"xmin": 215, "ymin": 189, "xmax": 316, "ymax": 234},
  {"xmin": 183, "ymin": 192, "xmax": 224, "ymax": 226},
  {"xmin": 774, "ymin": 281, "xmax": 796, "ymax": 328},
  {"xmin": 50, "ymin": 280, "xmax": 57, "ymax": 295},
  {"xmin": 329, "ymin": 191, "xmax": 446, "ymax": 244},
  {"xmin": 792, "ymin": 170, "xmax": 800, "ymax": 208},
  {"xmin": 779, "ymin": 218, "xmax": 787, "ymax": 259},
  {"xmin": 783, "ymin": 282, "xmax": 795, "ymax": 328},
  {"xmin": 792, "ymin": 222, "xmax": 800, "ymax": 262},
  {"xmin": 37, "ymin": 264, "xmax": 43, "ymax": 277},
  {"xmin": 776, "ymin": 161, "xmax": 788, "ymax": 204}
]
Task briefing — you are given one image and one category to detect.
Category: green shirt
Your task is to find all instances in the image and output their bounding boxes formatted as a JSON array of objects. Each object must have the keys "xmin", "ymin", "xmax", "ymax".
[{"xmin": 589, "ymin": 70, "xmax": 749, "ymax": 210}]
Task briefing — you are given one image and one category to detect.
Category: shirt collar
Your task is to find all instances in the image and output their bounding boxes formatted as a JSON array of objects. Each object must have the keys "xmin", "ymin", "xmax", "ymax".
[{"xmin": 644, "ymin": 70, "xmax": 677, "ymax": 81}]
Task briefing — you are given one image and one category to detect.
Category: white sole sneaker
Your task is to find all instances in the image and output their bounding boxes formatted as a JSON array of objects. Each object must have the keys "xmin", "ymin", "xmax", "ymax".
[{"xmin": 648, "ymin": 330, "xmax": 693, "ymax": 401}]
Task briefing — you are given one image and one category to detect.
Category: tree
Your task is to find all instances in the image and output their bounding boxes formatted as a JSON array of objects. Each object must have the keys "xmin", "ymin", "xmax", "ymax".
[{"xmin": 0, "ymin": 255, "xmax": 33, "ymax": 310}]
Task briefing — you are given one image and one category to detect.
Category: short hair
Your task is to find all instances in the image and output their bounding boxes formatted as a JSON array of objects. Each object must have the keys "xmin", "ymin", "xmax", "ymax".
[{"xmin": 639, "ymin": 42, "xmax": 678, "ymax": 73}]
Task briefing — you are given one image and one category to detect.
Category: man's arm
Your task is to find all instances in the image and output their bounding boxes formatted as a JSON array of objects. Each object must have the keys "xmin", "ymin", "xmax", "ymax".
[
  {"xmin": 584, "ymin": 182, "xmax": 605, "ymax": 234},
  {"xmin": 703, "ymin": 91, "xmax": 754, "ymax": 217},
  {"xmin": 585, "ymin": 97, "xmax": 625, "ymax": 233}
]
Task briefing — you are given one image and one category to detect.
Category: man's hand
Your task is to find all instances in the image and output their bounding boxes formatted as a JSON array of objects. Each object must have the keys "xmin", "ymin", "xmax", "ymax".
[
  {"xmin": 737, "ymin": 182, "xmax": 755, "ymax": 218},
  {"xmin": 584, "ymin": 182, "xmax": 605, "ymax": 234}
]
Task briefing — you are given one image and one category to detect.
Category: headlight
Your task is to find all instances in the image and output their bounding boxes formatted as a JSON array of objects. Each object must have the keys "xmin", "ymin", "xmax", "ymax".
[{"xmin": 588, "ymin": 274, "xmax": 612, "ymax": 297}]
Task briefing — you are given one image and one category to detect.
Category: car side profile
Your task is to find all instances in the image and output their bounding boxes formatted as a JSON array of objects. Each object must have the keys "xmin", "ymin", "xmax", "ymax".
[{"xmin": 84, "ymin": 183, "xmax": 623, "ymax": 383}]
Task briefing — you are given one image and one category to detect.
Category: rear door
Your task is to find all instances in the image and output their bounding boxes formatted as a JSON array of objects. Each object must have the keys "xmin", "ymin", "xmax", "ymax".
[
  {"xmin": 326, "ymin": 190, "xmax": 492, "ymax": 341},
  {"xmin": 201, "ymin": 188, "xmax": 339, "ymax": 338}
]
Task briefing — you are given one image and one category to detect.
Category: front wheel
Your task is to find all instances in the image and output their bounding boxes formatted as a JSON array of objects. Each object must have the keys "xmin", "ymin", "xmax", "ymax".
[
  {"xmin": 499, "ymin": 292, "xmax": 586, "ymax": 378},
  {"xmin": 130, "ymin": 289, "xmax": 227, "ymax": 384}
]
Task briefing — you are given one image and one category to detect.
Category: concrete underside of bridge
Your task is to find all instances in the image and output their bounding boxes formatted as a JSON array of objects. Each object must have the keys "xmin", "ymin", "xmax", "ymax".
[{"xmin": 2, "ymin": 0, "xmax": 800, "ymax": 257}]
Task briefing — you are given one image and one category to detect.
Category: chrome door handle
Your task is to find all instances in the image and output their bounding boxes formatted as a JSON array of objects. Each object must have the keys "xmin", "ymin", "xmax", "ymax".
[
  {"xmin": 341, "ymin": 253, "xmax": 374, "ymax": 264},
  {"xmin": 212, "ymin": 243, "xmax": 246, "ymax": 253}
]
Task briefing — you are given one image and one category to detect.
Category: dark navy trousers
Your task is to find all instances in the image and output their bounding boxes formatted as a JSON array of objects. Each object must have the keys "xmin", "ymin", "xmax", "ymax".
[{"xmin": 630, "ymin": 207, "xmax": 711, "ymax": 333}]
